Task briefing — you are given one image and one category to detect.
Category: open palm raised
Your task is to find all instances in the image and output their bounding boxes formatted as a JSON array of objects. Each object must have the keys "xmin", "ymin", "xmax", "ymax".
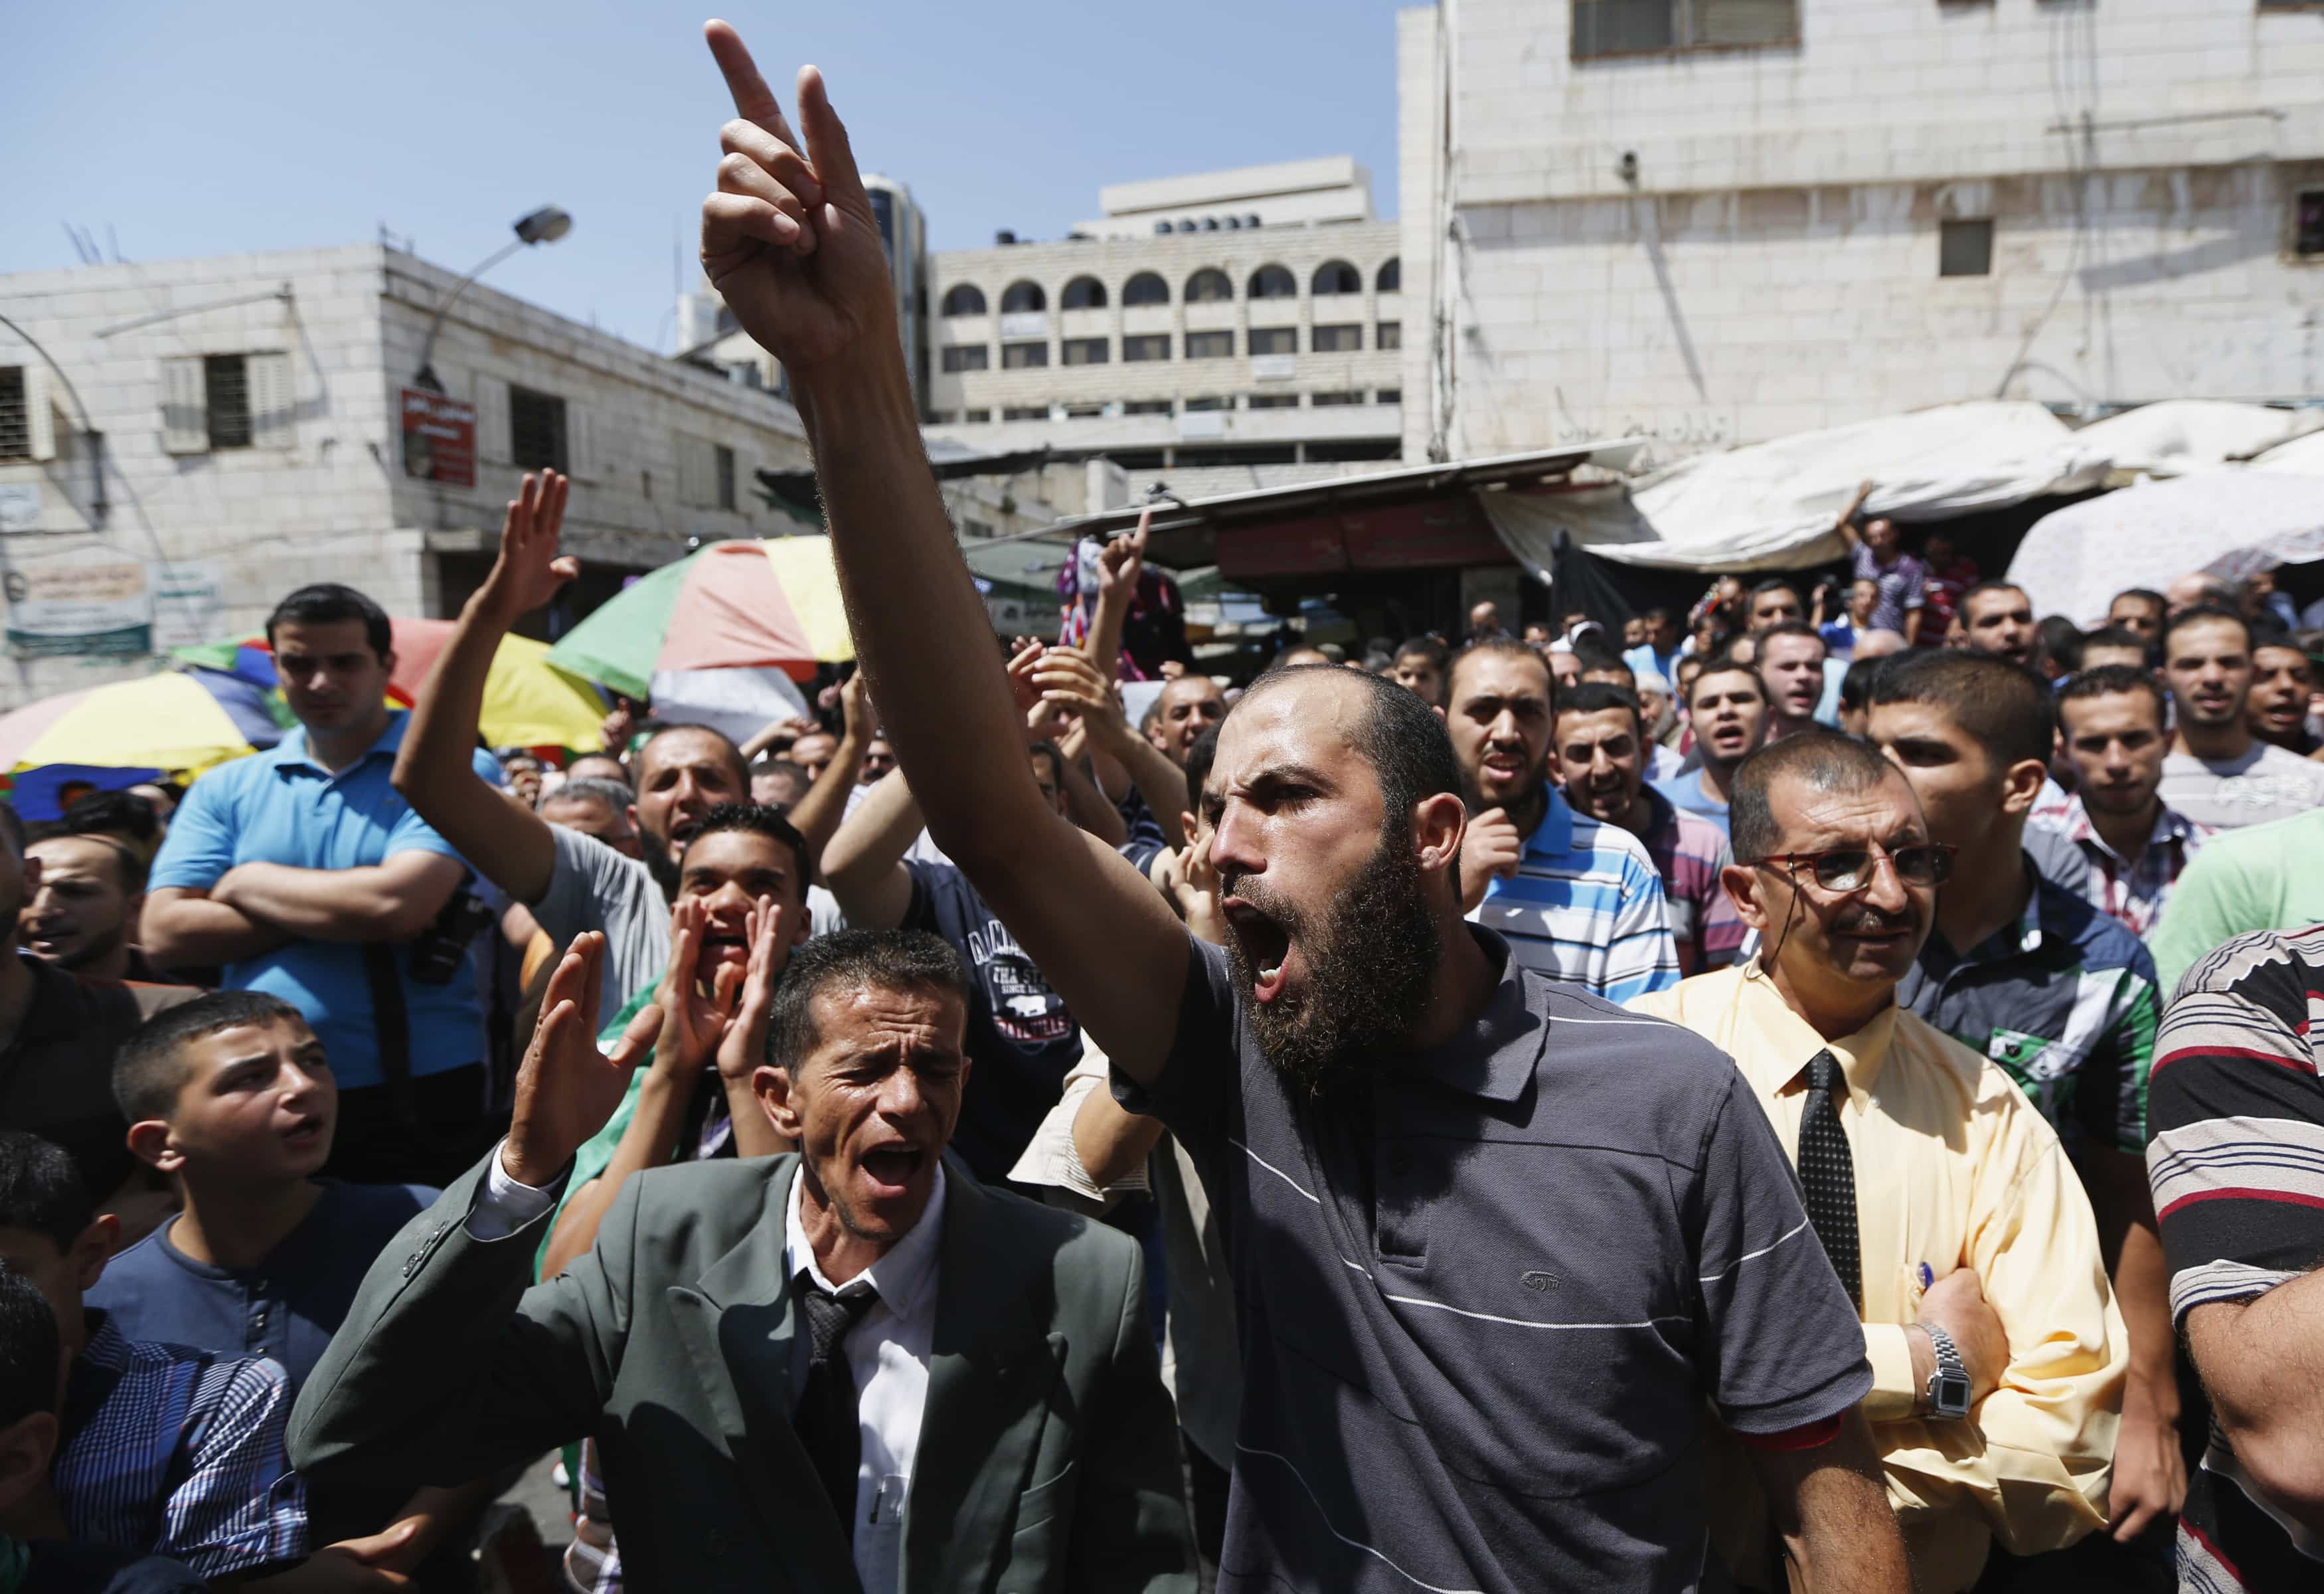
[{"xmin": 701, "ymin": 22, "xmax": 898, "ymax": 382}]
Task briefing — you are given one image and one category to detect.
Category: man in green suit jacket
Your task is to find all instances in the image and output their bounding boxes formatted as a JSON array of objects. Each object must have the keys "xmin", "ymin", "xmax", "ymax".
[{"xmin": 289, "ymin": 927, "xmax": 1193, "ymax": 1594}]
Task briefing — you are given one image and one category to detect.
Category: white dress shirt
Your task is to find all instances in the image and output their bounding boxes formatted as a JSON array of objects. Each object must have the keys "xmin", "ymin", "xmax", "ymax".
[{"xmin": 467, "ymin": 1142, "xmax": 949, "ymax": 1594}]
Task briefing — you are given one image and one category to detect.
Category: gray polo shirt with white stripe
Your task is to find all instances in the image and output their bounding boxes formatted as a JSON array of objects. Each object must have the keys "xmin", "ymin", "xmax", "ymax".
[{"xmin": 1118, "ymin": 927, "xmax": 1870, "ymax": 1593}]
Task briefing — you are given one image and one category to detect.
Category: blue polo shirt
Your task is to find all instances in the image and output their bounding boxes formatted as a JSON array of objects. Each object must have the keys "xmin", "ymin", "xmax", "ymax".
[{"xmin": 148, "ymin": 713, "xmax": 501, "ymax": 1092}]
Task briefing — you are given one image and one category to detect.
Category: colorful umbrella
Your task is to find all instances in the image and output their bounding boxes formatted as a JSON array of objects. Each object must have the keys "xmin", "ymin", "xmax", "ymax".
[
  {"xmin": 545, "ymin": 539, "xmax": 851, "ymax": 741},
  {"xmin": 174, "ymin": 618, "xmax": 608, "ymax": 753},
  {"xmin": 0, "ymin": 672, "xmax": 260, "ymax": 779}
]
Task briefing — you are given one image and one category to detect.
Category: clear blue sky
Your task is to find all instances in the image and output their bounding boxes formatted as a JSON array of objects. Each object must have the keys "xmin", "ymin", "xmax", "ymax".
[{"xmin": 4, "ymin": 1, "xmax": 1415, "ymax": 351}]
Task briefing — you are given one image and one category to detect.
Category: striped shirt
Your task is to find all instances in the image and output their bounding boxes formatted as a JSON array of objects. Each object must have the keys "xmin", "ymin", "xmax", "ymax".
[
  {"xmin": 1635, "ymin": 785, "xmax": 1744, "ymax": 978},
  {"xmin": 2146, "ymin": 926, "xmax": 2324, "ymax": 1593},
  {"xmin": 54, "ymin": 1314, "xmax": 307, "ymax": 1579},
  {"xmin": 2029, "ymin": 792, "xmax": 2212, "ymax": 942},
  {"xmin": 1898, "ymin": 857, "xmax": 2161, "ymax": 1158},
  {"xmin": 1469, "ymin": 788, "xmax": 1679, "ymax": 1002}
]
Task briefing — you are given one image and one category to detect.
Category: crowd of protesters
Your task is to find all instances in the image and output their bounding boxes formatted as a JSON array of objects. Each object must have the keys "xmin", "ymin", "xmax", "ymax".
[{"xmin": 10, "ymin": 25, "xmax": 2324, "ymax": 1594}]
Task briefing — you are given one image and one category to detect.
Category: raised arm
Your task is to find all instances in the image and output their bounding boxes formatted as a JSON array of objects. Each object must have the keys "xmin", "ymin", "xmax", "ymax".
[
  {"xmin": 1833, "ymin": 480, "xmax": 1872, "ymax": 548},
  {"xmin": 783, "ymin": 669, "xmax": 874, "ymax": 869},
  {"xmin": 1082, "ymin": 508, "xmax": 1149, "ymax": 681},
  {"xmin": 700, "ymin": 26, "xmax": 1189, "ymax": 1081},
  {"xmin": 390, "ymin": 472, "xmax": 574, "ymax": 907},
  {"xmin": 818, "ymin": 764, "xmax": 924, "ymax": 931}
]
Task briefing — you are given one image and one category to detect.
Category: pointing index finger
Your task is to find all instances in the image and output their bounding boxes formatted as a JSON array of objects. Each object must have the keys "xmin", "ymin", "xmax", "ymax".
[{"xmin": 705, "ymin": 19, "xmax": 804, "ymax": 155}]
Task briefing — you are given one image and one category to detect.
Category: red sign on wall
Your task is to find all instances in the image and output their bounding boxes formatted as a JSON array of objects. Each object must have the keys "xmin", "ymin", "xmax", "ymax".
[{"xmin": 400, "ymin": 388, "xmax": 477, "ymax": 488}]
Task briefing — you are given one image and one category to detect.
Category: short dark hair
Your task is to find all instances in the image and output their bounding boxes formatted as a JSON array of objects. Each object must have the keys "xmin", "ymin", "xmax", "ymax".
[
  {"xmin": 2036, "ymin": 615, "xmax": 2084, "ymax": 673},
  {"xmin": 2056, "ymin": 664, "xmax": 2168, "ymax": 732},
  {"xmin": 57, "ymin": 791, "xmax": 161, "ymax": 852},
  {"xmin": 766, "ymin": 929, "xmax": 971, "ymax": 1075},
  {"xmin": 0, "ymin": 1133, "xmax": 91, "ymax": 1253},
  {"xmin": 2078, "ymin": 625, "xmax": 2155, "ymax": 667},
  {"xmin": 1867, "ymin": 649, "xmax": 2054, "ymax": 771},
  {"xmin": 679, "ymin": 803, "xmax": 812, "ymax": 901},
  {"xmin": 1748, "ymin": 579, "xmax": 1805, "ymax": 609},
  {"xmin": 1183, "ymin": 724, "xmax": 1220, "ymax": 812},
  {"xmin": 1687, "ymin": 661, "xmax": 1766, "ymax": 710},
  {"xmin": 113, "ymin": 991, "xmax": 309, "ymax": 1126},
  {"xmin": 2112, "ymin": 587, "xmax": 2166, "ymax": 614},
  {"xmin": 1392, "ymin": 636, "xmax": 1448, "ymax": 670},
  {"xmin": 2161, "ymin": 603, "xmax": 2252, "ymax": 660},
  {"xmin": 1447, "ymin": 636, "xmax": 1553, "ymax": 701},
  {"xmin": 1642, "ymin": 606, "xmax": 1673, "ymax": 628},
  {"xmin": 1027, "ymin": 740, "xmax": 1066, "ymax": 793},
  {"xmin": 0, "ymin": 1267, "xmax": 60, "ymax": 1429},
  {"xmin": 26, "ymin": 831, "xmax": 147, "ymax": 894},
  {"xmin": 1570, "ymin": 637, "xmax": 1627, "ymax": 677},
  {"xmin": 635, "ymin": 722, "xmax": 750, "ymax": 790},
  {"xmin": 266, "ymin": 583, "xmax": 392, "ymax": 660},
  {"xmin": 1959, "ymin": 579, "xmax": 2030, "ymax": 613},
  {"xmin": 1552, "ymin": 681, "xmax": 1643, "ymax": 738},
  {"xmin": 1756, "ymin": 620, "xmax": 1824, "ymax": 650},
  {"xmin": 1839, "ymin": 656, "xmax": 1884, "ymax": 715},
  {"xmin": 1728, "ymin": 732, "xmax": 1906, "ymax": 865},
  {"xmin": 1239, "ymin": 665, "xmax": 1465, "ymax": 844}
]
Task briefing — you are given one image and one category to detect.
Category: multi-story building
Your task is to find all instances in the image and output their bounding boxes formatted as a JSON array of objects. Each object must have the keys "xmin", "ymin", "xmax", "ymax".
[
  {"xmin": 0, "ymin": 243, "xmax": 811, "ymax": 709},
  {"xmin": 924, "ymin": 157, "xmax": 1405, "ymax": 476},
  {"xmin": 1398, "ymin": 0, "xmax": 2324, "ymax": 466}
]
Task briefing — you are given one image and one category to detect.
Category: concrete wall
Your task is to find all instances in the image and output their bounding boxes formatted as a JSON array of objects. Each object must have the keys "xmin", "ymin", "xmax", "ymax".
[{"xmin": 1402, "ymin": 0, "xmax": 2324, "ymax": 463}]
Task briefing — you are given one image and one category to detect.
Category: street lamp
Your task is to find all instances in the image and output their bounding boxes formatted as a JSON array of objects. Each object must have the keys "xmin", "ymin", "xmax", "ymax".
[{"xmin": 412, "ymin": 205, "xmax": 573, "ymax": 392}]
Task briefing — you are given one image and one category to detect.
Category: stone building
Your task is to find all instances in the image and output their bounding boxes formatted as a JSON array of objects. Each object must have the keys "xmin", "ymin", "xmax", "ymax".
[
  {"xmin": 1398, "ymin": 0, "xmax": 2324, "ymax": 466},
  {"xmin": 0, "ymin": 243, "xmax": 811, "ymax": 709}
]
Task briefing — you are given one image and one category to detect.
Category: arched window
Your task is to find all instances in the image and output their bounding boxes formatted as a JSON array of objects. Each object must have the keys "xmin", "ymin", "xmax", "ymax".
[
  {"xmin": 1123, "ymin": 271, "xmax": 1170, "ymax": 306},
  {"xmin": 1061, "ymin": 276, "xmax": 1108, "ymax": 310},
  {"xmin": 1311, "ymin": 260, "xmax": 1362, "ymax": 296},
  {"xmin": 1185, "ymin": 268, "xmax": 1233, "ymax": 304},
  {"xmin": 1376, "ymin": 258, "xmax": 1402, "ymax": 294},
  {"xmin": 1000, "ymin": 280, "xmax": 1046, "ymax": 314},
  {"xmin": 1248, "ymin": 264, "xmax": 1297, "ymax": 300},
  {"xmin": 940, "ymin": 284, "xmax": 987, "ymax": 316}
]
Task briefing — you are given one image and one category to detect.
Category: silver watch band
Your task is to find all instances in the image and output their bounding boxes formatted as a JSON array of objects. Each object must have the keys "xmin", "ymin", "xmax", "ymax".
[{"xmin": 1923, "ymin": 1323, "xmax": 1971, "ymax": 1418}]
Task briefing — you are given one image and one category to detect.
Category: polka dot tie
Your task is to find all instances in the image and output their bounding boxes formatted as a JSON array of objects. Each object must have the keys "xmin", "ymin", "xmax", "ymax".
[
  {"xmin": 795, "ymin": 1275, "xmax": 877, "ymax": 1538},
  {"xmin": 1797, "ymin": 1050, "xmax": 1862, "ymax": 1314}
]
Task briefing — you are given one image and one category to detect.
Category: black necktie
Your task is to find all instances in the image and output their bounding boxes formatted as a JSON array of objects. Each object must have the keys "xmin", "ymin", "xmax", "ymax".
[
  {"xmin": 793, "ymin": 1274, "xmax": 878, "ymax": 1538},
  {"xmin": 1796, "ymin": 1050, "xmax": 1863, "ymax": 1314}
]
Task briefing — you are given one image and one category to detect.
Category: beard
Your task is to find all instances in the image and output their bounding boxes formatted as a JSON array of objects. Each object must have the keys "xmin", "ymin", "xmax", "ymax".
[
  {"xmin": 1222, "ymin": 830, "xmax": 1443, "ymax": 1099},
  {"xmin": 56, "ymin": 925, "xmax": 125, "ymax": 973},
  {"xmin": 643, "ymin": 838, "xmax": 679, "ymax": 901}
]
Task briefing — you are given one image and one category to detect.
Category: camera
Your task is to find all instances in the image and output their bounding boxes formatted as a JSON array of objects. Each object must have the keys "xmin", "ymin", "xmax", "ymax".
[{"xmin": 407, "ymin": 889, "xmax": 497, "ymax": 986}]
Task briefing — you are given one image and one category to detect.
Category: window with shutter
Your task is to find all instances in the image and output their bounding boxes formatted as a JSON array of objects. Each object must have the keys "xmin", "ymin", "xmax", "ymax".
[
  {"xmin": 1572, "ymin": 0, "xmax": 1795, "ymax": 57},
  {"xmin": 715, "ymin": 445, "xmax": 737, "ymax": 511},
  {"xmin": 205, "ymin": 355, "xmax": 253, "ymax": 450},
  {"xmin": 509, "ymin": 387, "xmax": 569, "ymax": 474},
  {"xmin": 246, "ymin": 353, "xmax": 295, "ymax": 448},
  {"xmin": 160, "ymin": 357, "xmax": 208, "ymax": 454},
  {"xmin": 0, "ymin": 369, "xmax": 28, "ymax": 463}
]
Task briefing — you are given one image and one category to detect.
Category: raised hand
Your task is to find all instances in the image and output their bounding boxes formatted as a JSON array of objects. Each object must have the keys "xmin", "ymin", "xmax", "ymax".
[
  {"xmin": 701, "ymin": 23, "xmax": 895, "ymax": 381},
  {"xmin": 839, "ymin": 666, "xmax": 876, "ymax": 745},
  {"xmin": 1095, "ymin": 509, "xmax": 1151, "ymax": 603},
  {"xmin": 715, "ymin": 897, "xmax": 783, "ymax": 1085},
  {"xmin": 478, "ymin": 471, "xmax": 575, "ymax": 622},
  {"xmin": 504, "ymin": 933, "xmax": 665, "ymax": 1187},
  {"xmin": 1032, "ymin": 648, "xmax": 1133, "ymax": 753},
  {"xmin": 655, "ymin": 898, "xmax": 743, "ymax": 1081},
  {"xmin": 1004, "ymin": 638, "xmax": 1048, "ymax": 721}
]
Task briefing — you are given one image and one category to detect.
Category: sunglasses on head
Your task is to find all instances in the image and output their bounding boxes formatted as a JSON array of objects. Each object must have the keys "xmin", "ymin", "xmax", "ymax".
[{"xmin": 1750, "ymin": 842, "xmax": 1955, "ymax": 894}]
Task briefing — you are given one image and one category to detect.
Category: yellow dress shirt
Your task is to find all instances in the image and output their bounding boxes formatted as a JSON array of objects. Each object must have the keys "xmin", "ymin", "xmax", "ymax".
[{"xmin": 1631, "ymin": 960, "xmax": 2126, "ymax": 1592}]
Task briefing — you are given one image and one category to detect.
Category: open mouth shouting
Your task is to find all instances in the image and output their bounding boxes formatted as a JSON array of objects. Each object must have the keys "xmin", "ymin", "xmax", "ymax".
[
  {"xmin": 281, "ymin": 1113, "xmax": 329, "ymax": 1154},
  {"xmin": 857, "ymin": 1139, "xmax": 930, "ymax": 1197},
  {"xmin": 1223, "ymin": 895, "xmax": 1297, "ymax": 1004}
]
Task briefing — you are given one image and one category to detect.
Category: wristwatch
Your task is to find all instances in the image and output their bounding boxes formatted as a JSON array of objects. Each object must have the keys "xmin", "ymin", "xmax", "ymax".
[{"xmin": 1922, "ymin": 1324, "xmax": 1972, "ymax": 1420}]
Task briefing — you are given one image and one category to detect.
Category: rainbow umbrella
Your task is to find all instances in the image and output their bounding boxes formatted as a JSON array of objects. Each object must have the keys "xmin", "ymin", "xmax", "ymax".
[
  {"xmin": 0, "ymin": 672, "xmax": 262, "ymax": 780},
  {"xmin": 544, "ymin": 539, "xmax": 851, "ymax": 743},
  {"xmin": 174, "ymin": 619, "xmax": 608, "ymax": 753}
]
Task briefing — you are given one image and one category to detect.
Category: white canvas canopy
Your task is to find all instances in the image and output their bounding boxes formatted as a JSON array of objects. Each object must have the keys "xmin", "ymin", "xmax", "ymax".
[
  {"xmin": 2064, "ymin": 400, "xmax": 2324, "ymax": 479},
  {"xmin": 2007, "ymin": 473, "xmax": 2324, "ymax": 626},
  {"xmin": 2252, "ymin": 430, "xmax": 2324, "ymax": 478},
  {"xmin": 1480, "ymin": 400, "xmax": 2110, "ymax": 574}
]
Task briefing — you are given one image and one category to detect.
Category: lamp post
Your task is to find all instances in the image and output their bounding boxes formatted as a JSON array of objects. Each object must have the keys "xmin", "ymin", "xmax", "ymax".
[{"xmin": 412, "ymin": 205, "xmax": 572, "ymax": 393}]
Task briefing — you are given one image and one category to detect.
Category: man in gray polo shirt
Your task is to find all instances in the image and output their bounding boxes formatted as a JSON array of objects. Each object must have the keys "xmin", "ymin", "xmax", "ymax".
[{"xmin": 690, "ymin": 39, "xmax": 1912, "ymax": 1587}]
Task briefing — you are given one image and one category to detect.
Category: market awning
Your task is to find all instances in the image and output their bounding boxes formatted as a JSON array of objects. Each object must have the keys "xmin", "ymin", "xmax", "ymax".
[{"xmin": 1040, "ymin": 440, "xmax": 1645, "ymax": 580}]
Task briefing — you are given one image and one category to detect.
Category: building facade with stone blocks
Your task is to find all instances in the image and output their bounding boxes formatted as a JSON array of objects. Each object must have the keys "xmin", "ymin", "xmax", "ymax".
[
  {"xmin": 1398, "ymin": 0, "xmax": 2324, "ymax": 468},
  {"xmin": 0, "ymin": 244, "xmax": 811, "ymax": 711}
]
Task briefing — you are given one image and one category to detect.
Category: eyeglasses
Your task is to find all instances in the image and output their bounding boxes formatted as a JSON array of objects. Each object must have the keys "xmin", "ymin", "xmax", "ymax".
[{"xmin": 1749, "ymin": 842, "xmax": 1955, "ymax": 894}]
